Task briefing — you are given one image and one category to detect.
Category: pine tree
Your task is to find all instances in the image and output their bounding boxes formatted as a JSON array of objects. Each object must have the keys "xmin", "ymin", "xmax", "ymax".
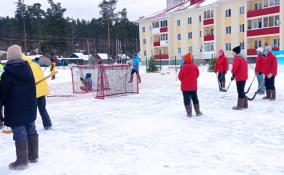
[
  {"xmin": 208, "ymin": 57, "xmax": 216, "ymax": 72},
  {"xmin": 147, "ymin": 57, "xmax": 158, "ymax": 72}
]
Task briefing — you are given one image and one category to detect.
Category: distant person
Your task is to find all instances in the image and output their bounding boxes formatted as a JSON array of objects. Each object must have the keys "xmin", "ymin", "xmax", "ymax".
[
  {"xmin": 231, "ymin": 46, "xmax": 248, "ymax": 110},
  {"xmin": 255, "ymin": 47, "xmax": 265, "ymax": 95},
  {"xmin": 80, "ymin": 73, "xmax": 93, "ymax": 92},
  {"xmin": 178, "ymin": 53, "xmax": 202, "ymax": 117},
  {"xmin": 215, "ymin": 49, "xmax": 229, "ymax": 91},
  {"xmin": 23, "ymin": 56, "xmax": 53, "ymax": 130},
  {"xmin": 129, "ymin": 53, "xmax": 141, "ymax": 83},
  {"xmin": 50, "ymin": 59, "xmax": 56, "ymax": 80},
  {"xmin": 263, "ymin": 46, "xmax": 278, "ymax": 100},
  {"xmin": 0, "ymin": 45, "xmax": 38, "ymax": 170}
]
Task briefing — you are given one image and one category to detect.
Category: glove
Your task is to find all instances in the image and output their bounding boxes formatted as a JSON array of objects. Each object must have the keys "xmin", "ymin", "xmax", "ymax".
[
  {"xmin": 268, "ymin": 73, "xmax": 273, "ymax": 78},
  {"xmin": 231, "ymin": 75, "xmax": 235, "ymax": 81}
]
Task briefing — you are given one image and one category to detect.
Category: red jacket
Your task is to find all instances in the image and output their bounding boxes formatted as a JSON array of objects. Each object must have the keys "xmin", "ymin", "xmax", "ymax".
[
  {"xmin": 231, "ymin": 55, "xmax": 248, "ymax": 81},
  {"xmin": 215, "ymin": 55, "xmax": 229, "ymax": 73},
  {"xmin": 178, "ymin": 60, "xmax": 199, "ymax": 91},
  {"xmin": 263, "ymin": 52, "xmax": 278, "ymax": 77},
  {"xmin": 255, "ymin": 55, "xmax": 265, "ymax": 73}
]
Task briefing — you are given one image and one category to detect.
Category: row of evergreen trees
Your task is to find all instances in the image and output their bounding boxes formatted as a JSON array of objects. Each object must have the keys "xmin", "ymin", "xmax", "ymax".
[{"xmin": 0, "ymin": 0, "xmax": 139, "ymax": 57}]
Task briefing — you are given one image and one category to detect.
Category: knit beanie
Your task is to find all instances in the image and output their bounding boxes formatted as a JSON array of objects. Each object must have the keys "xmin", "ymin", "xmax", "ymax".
[
  {"xmin": 7, "ymin": 45, "xmax": 23, "ymax": 60},
  {"xmin": 232, "ymin": 46, "xmax": 241, "ymax": 55},
  {"xmin": 264, "ymin": 46, "xmax": 272, "ymax": 52}
]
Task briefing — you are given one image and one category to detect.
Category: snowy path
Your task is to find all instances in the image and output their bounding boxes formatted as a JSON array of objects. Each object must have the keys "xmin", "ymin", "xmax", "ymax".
[{"xmin": 1, "ymin": 66, "xmax": 284, "ymax": 175}]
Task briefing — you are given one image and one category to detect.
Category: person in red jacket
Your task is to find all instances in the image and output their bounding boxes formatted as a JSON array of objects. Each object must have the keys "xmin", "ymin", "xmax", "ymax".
[
  {"xmin": 231, "ymin": 46, "xmax": 248, "ymax": 110},
  {"xmin": 255, "ymin": 47, "xmax": 265, "ymax": 94},
  {"xmin": 178, "ymin": 53, "xmax": 202, "ymax": 117},
  {"xmin": 215, "ymin": 49, "xmax": 229, "ymax": 91},
  {"xmin": 262, "ymin": 46, "xmax": 278, "ymax": 100}
]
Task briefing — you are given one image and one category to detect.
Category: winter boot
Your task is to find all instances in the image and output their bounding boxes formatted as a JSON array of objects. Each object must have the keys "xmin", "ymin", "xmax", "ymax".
[
  {"xmin": 28, "ymin": 135, "xmax": 39, "ymax": 163},
  {"xmin": 185, "ymin": 104, "xmax": 192, "ymax": 117},
  {"xmin": 244, "ymin": 97, "xmax": 248, "ymax": 109},
  {"xmin": 270, "ymin": 90, "xmax": 276, "ymax": 101},
  {"xmin": 0, "ymin": 122, "xmax": 4, "ymax": 129},
  {"xmin": 263, "ymin": 90, "xmax": 271, "ymax": 99},
  {"xmin": 128, "ymin": 74, "xmax": 133, "ymax": 83},
  {"xmin": 221, "ymin": 80, "xmax": 226, "ymax": 90},
  {"xmin": 9, "ymin": 141, "xmax": 28, "ymax": 170},
  {"xmin": 193, "ymin": 104, "xmax": 202, "ymax": 116},
  {"xmin": 232, "ymin": 98, "xmax": 244, "ymax": 110}
]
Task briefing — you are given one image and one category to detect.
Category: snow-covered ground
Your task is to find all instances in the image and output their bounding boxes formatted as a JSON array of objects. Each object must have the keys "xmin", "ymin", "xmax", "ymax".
[{"xmin": 1, "ymin": 65, "xmax": 284, "ymax": 175}]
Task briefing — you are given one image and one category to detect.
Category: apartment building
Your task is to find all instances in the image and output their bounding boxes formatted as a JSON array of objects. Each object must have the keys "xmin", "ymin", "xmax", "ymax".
[{"xmin": 137, "ymin": 0, "xmax": 283, "ymax": 63}]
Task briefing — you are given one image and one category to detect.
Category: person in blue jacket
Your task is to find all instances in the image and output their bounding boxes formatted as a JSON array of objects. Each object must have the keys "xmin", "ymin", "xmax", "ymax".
[
  {"xmin": 129, "ymin": 53, "xmax": 141, "ymax": 83},
  {"xmin": 80, "ymin": 73, "xmax": 93, "ymax": 92}
]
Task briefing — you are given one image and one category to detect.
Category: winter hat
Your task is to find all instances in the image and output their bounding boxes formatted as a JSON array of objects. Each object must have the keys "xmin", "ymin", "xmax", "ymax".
[
  {"xmin": 232, "ymin": 46, "xmax": 241, "ymax": 55},
  {"xmin": 184, "ymin": 53, "xmax": 192, "ymax": 63},
  {"xmin": 264, "ymin": 46, "xmax": 272, "ymax": 52},
  {"xmin": 256, "ymin": 47, "xmax": 264, "ymax": 53},
  {"xmin": 7, "ymin": 45, "xmax": 23, "ymax": 60}
]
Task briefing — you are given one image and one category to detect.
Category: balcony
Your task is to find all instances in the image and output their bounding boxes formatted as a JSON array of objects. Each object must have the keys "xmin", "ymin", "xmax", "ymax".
[
  {"xmin": 247, "ymin": 27, "xmax": 280, "ymax": 37},
  {"xmin": 160, "ymin": 40, "xmax": 168, "ymax": 47},
  {"xmin": 160, "ymin": 27, "xmax": 168, "ymax": 33},
  {"xmin": 203, "ymin": 18, "xmax": 214, "ymax": 26},
  {"xmin": 154, "ymin": 54, "xmax": 169, "ymax": 60},
  {"xmin": 204, "ymin": 35, "xmax": 214, "ymax": 41},
  {"xmin": 247, "ymin": 6, "xmax": 280, "ymax": 18},
  {"xmin": 153, "ymin": 41, "xmax": 160, "ymax": 47},
  {"xmin": 247, "ymin": 49, "xmax": 257, "ymax": 55}
]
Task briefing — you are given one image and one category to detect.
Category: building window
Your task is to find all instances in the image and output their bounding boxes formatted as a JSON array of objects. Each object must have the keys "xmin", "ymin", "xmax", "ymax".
[
  {"xmin": 254, "ymin": 40, "xmax": 262, "ymax": 49},
  {"xmin": 199, "ymin": 15, "xmax": 202, "ymax": 22},
  {"xmin": 240, "ymin": 6, "xmax": 245, "ymax": 14},
  {"xmin": 240, "ymin": 42, "xmax": 245, "ymax": 49},
  {"xmin": 275, "ymin": 0, "xmax": 280, "ymax": 6},
  {"xmin": 143, "ymin": 39, "xmax": 146, "ymax": 44},
  {"xmin": 161, "ymin": 34, "xmax": 168, "ymax": 41},
  {"xmin": 254, "ymin": 3, "xmax": 262, "ymax": 10},
  {"xmin": 177, "ymin": 19, "xmax": 181, "ymax": 26},
  {"xmin": 225, "ymin": 26, "xmax": 231, "ymax": 34},
  {"xmin": 273, "ymin": 38, "xmax": 280, "ymax": 48},
  {"xmin": 152, "ymin": 21, "xmax": 159, "ymax": 28},
  {"xmin": 188, "ymin": 17, "xmax": 192, "ymax": 24},
  {"xmin": 225, "ymin": 9, "xmax": 231, "ymax": 17},
  {"xmin": 160, "ymin": 20, "xmax": 168, "ymax": 28},
  {"xmin": 144, "ymin": 50, "xmax": 147, "ymax": 56},
  {"xmin": 204, "ymin": 43, "xmax": 214, "ymax": 52},
  {"xmin": 263, "ymin": 17, "xmax": 269, "ymax": 27},
  {"xmin": 189, "ymin": 47, "xmax": 193, "ymax": 52},
  {"xmin": 142, "ymin": 27, "xmax": 145, "ymax": 32},
  {"xmin": 178, "ymin": 48, "xmax": 182, "ymax": 55},
  {"xmin": 200, "ymin": 31, "xmax": 202, "ymax": 37},
  {"xmin": 188, "ymin": 32, "xmax": 192, "ymax": 39},
  {"xmin": 264, "ymin": 0, "xmax": 269, "ymax": 7},
  {"xmin": 204, "ymin": 10, "xmax": 214, "ymax": 19},
  {"xmin": 240, "ymin": 24, "xmax": 245, "ymax": 32},
  {"xmin": 225, "ymin": 43, "xmax": 231, "ymax": 51},
  {"xmin": 177, "ymin": 34, "xmax": 181, "ymax": 40}
]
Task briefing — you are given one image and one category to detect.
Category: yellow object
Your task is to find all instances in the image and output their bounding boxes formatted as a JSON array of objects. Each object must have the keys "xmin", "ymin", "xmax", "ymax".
[
  {"xmin": 50, "ymin": 62, "xmax": 57, "ymax": 73},
  {"xmin": 23, "ymin": 55, "xmax": 49, "ymax": 98}
]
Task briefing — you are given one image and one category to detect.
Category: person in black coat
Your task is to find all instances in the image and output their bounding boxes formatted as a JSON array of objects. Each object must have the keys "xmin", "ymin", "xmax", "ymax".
[{"xmin": 0, "ymin": 45, "xmax": 38, "ymax": 170}]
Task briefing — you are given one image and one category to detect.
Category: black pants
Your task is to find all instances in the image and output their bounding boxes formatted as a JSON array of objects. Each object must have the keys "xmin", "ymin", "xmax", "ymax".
[
  {"xmin": 265, "ymin": 76, "xmax": 275, "ymax": 90},
  {"xmin": 37, "ymin": 96, "xmax": 52, "ymax": 128},
  {"xmin": 182, "ymin": 91, "xmax": 199, "ymax": 106},
  {"xmin": 218, "ymin": 72, "xmax": 226, "ymax": 87},
  {"xmin": 236, "ymin": 81, "xmax": 246, "ymax": 98}
]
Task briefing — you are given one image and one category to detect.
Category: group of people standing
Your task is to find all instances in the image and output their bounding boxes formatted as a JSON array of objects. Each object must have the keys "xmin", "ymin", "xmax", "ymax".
[
  {"xmin": 0, "ymin": 45, "xmax": 53, "ymax": 170},
  {"xmin": 178, "ymin": 45, "xmax": 278, "ymax": 117}
]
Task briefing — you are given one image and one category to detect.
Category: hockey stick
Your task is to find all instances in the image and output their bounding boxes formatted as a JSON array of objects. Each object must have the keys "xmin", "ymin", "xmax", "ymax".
[
  {"xmin": 244, "ymin": 75, "xmax": 256, "ymax": 94},
  {"xmin": 223, "ymin": 79, "xmax": 233, "ymax": 92},
  {"xmin": 246, "ymin": 80, "xmax": 265, "ymax": 101},
  {"xmin": 2, "ymin": 71, "xmax": 59, "ymax": 135},
  {"xmin": 36, "ymin": 71, "xmax": 58, "ymax": 85}
]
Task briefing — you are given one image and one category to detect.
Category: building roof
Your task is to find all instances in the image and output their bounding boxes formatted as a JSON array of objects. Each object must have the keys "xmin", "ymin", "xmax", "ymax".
[
  {"xmin": 68, "ymin": 53, "xmax": 90, "ymax": 61},
  {"xmin": 137, "ymin": 0, "xmax": 221, "ymax": 23},
  {"xmin": 97, "ymin": 53, "xmax": 111, "ymax": 60}
]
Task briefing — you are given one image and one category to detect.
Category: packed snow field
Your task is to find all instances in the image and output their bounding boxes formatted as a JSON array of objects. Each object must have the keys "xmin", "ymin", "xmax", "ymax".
[{"xmin": 1, "ymin": 65, "xmax": 284, "ymax": 175}]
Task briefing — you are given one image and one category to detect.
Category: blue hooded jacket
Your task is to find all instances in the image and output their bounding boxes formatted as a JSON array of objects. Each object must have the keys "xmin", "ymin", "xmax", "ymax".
[{"xmin": 133, "ymin": 53, "xmax": 139, "ymax": 71}]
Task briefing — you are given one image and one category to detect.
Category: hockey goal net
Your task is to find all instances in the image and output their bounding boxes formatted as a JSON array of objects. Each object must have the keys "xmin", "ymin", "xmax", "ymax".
[{"xmin": 71, "ymin": 64, "xmax": 139, "ymax": 99}]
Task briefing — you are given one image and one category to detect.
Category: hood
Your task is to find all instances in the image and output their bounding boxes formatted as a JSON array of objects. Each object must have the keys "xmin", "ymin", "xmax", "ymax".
[
  {"xmin": 218, "ymin": 50, "xmax": 225, "ymax": 58},
  {"xmin": 4, "ymin": 59, "xmax": 34, "ymax": 81},
  {"xmin": 237, "ymin": 53, "xmax": 247, "ymax": 61},
  {"xmin": 184, "ymin": 53, "xmax": 193, "ymax": 64}
]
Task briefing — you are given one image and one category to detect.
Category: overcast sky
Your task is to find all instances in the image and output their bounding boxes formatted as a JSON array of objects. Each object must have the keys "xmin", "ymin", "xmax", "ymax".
[{"xmin": 0, "ymin": 0, "xmax": 166, "ymax": 21}]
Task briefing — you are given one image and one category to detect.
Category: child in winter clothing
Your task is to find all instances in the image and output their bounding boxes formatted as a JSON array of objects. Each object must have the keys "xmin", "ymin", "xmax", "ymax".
[
  {"xmin": 231, "ymin": 46, "xmax": 248, "ymax": 110},
  {"xmin": 50, "ymin": 59, "xmax": 56, "ymax": 80},
  {"xmin": 80, "ymin": 73, "xmax": 93, "ymax": 92},
  {"xmin": 0, "ymin": 45, "xmax": 38, "ymax": 170},
  {"xmin": 178, "ymin": 53, "xmax": 202, "ymax": 117},
  {"xmin": 262, "ymin": 46, "xmax": 278, "ymax": 100},
  {"xmin": 215, "ymin": 49, "xmax": 229, "ymax": 91},
  {"xmin": 129, "ymin": 53, "xmax": 141, "ymax": 83},
  {"xmin": 255, "ymin": 47, "xmax": 266, "ymax": 94}
]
